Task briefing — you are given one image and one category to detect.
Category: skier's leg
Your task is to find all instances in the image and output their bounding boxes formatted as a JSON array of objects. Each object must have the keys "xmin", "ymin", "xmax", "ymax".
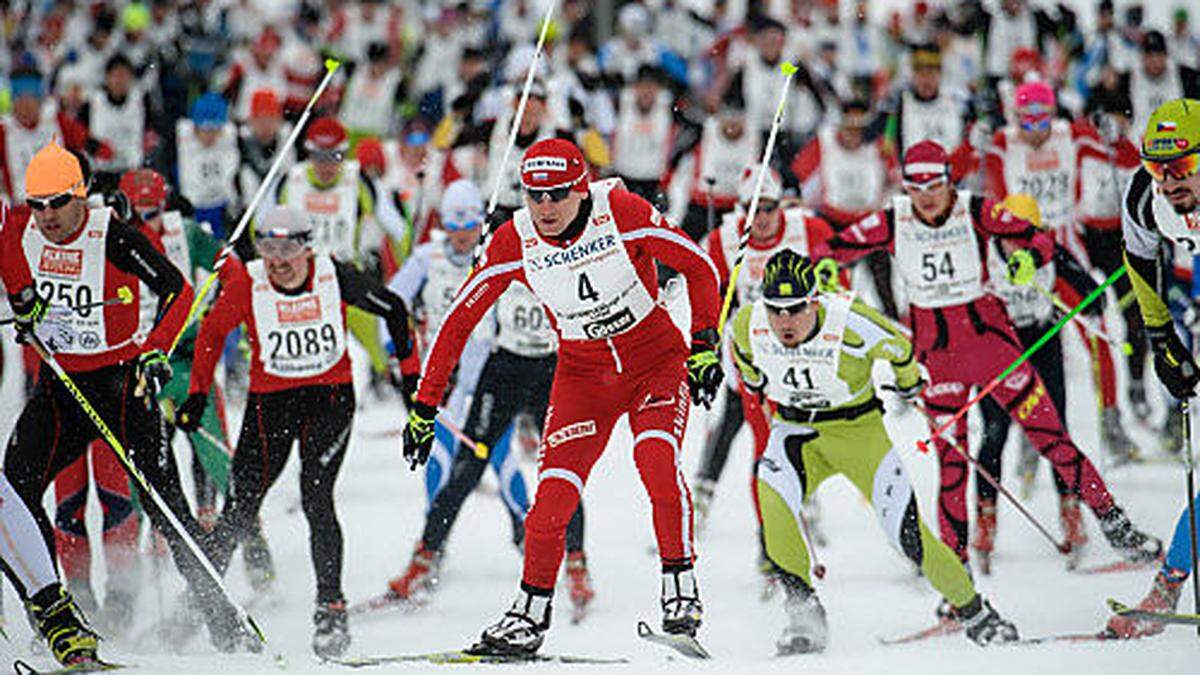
[
  {"xmin": 920, "ymin": 354, "xmax": 973, "ymax": 562},
  {"xmin": 974, "ymin": 396, "xmax": 1007, "ymax": 566},
  {"xmin": 297, "ymin": 385, "xmax": 353, "ymax": 604},
  {"xmin": 487, "ymin": 426, "xmax": 530, "ymax": 545},
  {"xmin": 695, "ymin": 384, "xmax": 743, "ymax": 485},
  {"xmin": 755, "ymin": 419, "xmax": 832, "ymax": 587},
  {"xmin": 1164, "ymin": 491, "xmax": 1200, "ymax": 577},
  {"xmin": 91, "ymin": 440, "xmax": 138, "ymax": 595},
  {"xmin": 0, "ymin": 472, "xmax": 61, "ymax": 600},
  {"xmin": 52, "ymin": 451, "xmax": 93, "ymax": 604}
]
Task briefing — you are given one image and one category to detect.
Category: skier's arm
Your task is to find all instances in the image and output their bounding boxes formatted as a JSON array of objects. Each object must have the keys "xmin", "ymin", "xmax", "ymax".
[
  {"xmin": 613, "ymin": 189, "xmax": 721, "ymax": 334},
  {"xmin": 849, "ymin": 298, "xmax": 920, "ymax": 390},
  {"xmin": 414, "ymin": 225, "xmax": 522, "ymax": 408},
  {"xmin": 730, "ymin": 304, "xmax": 765, "ymax": 392},
  {"xmin": 1052, "ymin": 243, "xmax": 1101, "ymax": 301},
  {"xmin": 188, "ymin": 265, "xmax": 250, "ymax": 395},
  {"xmin": 387, "ymin": 246, "xmax": 430, "ymax": 308},
  {"xmin": 812, "ymin": 208, "xmax": 895, "ymax": 265},
  {"xmin": 107, "ymin": 219, "xmax": 195, "ymax": 354},
  {"xmin": 1122, "ymin": 168, "xmax": 1172, "ymax": 329},
  {"xmin": 333, "ymin": 259, "xmax": 413, "ymax": 359},
  {"xmin": 0, "ymin": 204, "xmax": 35, "ymax": 295},
  {"xmin": 970, "ymin": 195, "xmax": 1052, "ymax": 267}
]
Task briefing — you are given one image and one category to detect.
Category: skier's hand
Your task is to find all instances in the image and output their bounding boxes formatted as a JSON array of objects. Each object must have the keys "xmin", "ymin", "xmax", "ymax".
[
  {"xmin": 687, "ymin": 329, "xmax": 723, "ymax": 409},
  {"xmin": 1006, "ymin": 249, "xmax": 1036, "ymax": 286},
  {"xmin": 403, "ymin": 401, "xmax": 438, "ymax": 470},
  {"xmin": 175, "ymin": 393, "xmax": 208, "ymax": 433},
  {"xmin": 135, "ymin": 349, "xmax": 172, "ymax": 397},
  {"xmin": 10, "ymin": 285, "xmax": 48, "ymax": 343},
  {"xmin": 1146, "ymin": 324, "xmax": 1200, "ymax": 399}
]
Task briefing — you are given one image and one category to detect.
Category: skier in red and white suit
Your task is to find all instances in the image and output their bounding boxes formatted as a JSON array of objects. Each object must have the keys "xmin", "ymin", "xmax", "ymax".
[
  {"xmin": 401, "ymin": 138, "xmax": 723, "ymax": 656},
  {"xmin": 812, "ymin": 140, "xmax": 1161, "ymax": 582}
]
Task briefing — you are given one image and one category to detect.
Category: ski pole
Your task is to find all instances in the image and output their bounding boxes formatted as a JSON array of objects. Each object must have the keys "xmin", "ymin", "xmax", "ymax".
[
  {"xmin": 717, "ymin": 60, "xmax": 798, "ymax": 337},
  {"xmin": 168, "ymin": 58, "xmax": 342, "ymax": 358},
  {"xmin": 1028, "ymin": 278, "xmax": 1132, "ymax": 355},
  {"xmin": 1184, "ymin": 392, "xmax": 1200, "ymax": 636},
  {"xmin": 162, "ymin": 405, "xmax": 234, "ymax": 456},
  {"xmin": 797, "ymin": 507, "xmax": 827, "ymax": 580},
  {"xmin": 909, "ymin": 397, "xmax": 1070, "ymax": 555},
  {"xmin": 24, "ymin": 333, "xmax": 266, "ymax": 645},
  {"xmin": 0, "ymin": 286, "xmax": 133, "ymax": 325},
  {"xmin": 440, "ymin": 414, "xmax": 490, "ymax": 460},
  {"xmin": 474, "ymin": 0, "xmax": 558, "ymax": 269},
  {"xmin": 704, "ymin": 176, "xmax": 716, "ymax": 235},
  {"xmin": 915, "ymin": 264, "xmax": 1125, "ymax": 455}
]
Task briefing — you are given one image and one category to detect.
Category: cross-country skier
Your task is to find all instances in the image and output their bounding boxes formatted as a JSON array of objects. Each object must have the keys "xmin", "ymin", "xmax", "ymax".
[
  {"xmin": 732, "ymin": 249, "xmax": 1019, "ymax": 652},
  {"xmin": 1107, "ymin": 98, "xmax": 1200, "ymax": 638},
  {"xmin": 177, "ymin": 205, "xmax": 416, "ymax": 657},
  {"xmin": 0, "ymin": 143, "xmax": 257, "ymax": 653},
  {"xmin": 401, "ymin": 138, "xmax": 722, "ymax": 655},
  {"xmin": 813, "ymin": 139, "xmax": 1162, "ymax": 589}
]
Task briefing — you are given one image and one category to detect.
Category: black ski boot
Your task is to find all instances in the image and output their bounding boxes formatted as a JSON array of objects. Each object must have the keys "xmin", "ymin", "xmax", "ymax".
[
  {"xmin": 776, "ymin": 575, "xmax": 827, "ymax": 655},
  {"xmin": 472, "ymin": 586, "xmax": 552, "ymax": 656},
  {"xmin": 1099, "ymin": 505, "xmax": 1163, "ymax": 563},
  {"xmin": 27, "ymin": 584, "xmax": 100, "ymax": 667},
  {"xmin": 661, "ymin": 568, "xmax": 702, "ymax": 636},
  {"xmin": 957, "ymin": 595, "xmax": 1018, "ymax": 645},
  {"xmin": 312, "ymin": 600, "xmax": 350, "ymax": 658}
]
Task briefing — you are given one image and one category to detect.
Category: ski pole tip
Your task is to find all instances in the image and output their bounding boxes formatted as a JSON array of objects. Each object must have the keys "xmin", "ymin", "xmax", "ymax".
[
  {"xmin": 916, "ymin": 439, "xmax": 931, "ymax": 454},
  {"xmin": 473, "ymin": 442, "xmax": 489, "ymax": 459},
  {"xmin": 780, "ymin": 61, "xmax": 798, "ymax": 76},
  {"xmin": 814, "ymin": 564, "xmax": 827, "ymax": 579},
  {"xmin": 324, "ymin": 58, "xmax": 341, "ymax": 73}
]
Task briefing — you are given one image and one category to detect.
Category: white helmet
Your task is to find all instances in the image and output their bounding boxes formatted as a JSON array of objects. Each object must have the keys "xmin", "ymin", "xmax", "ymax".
[
  {"xmin": 440, "ymin": 179, "xmax": 484, "ymax": 231},
  {"xmin": 255, "ymin": 205, "xmax": 312, "ymax": 243},
  {"xmin": 737, "ymin": 165, "xmax": 782, "ymax": 206}
]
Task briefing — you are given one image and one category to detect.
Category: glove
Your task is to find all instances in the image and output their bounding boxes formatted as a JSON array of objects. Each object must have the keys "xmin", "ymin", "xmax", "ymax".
[
  {"xmin": 104, "ymin": 190, "xmax": 132, "ymax": 222},
  {"xmin": 135, "ymin": 349, "xmax": 172, "ymax": 396},
  {"xmin": 10, "ymin": 285, "xmax": 48, "ymax": 342},
  {"xmin": 814, "ymin": 258, "xmax": 841, "ymax": 293},
  {"xmin": 175, "ymin": 393, "xmax": 208, "ymax": 432},
  {"xmin": 1147, "ymin": 324, "xmax": 1200, "ymax": 399},
  {"xmin": 686, "ymin": 328, "xmax": 723, "ymax": 409},
  {"xmin": 403, "ymin": 401, "xmax": 438, "ymax": 470},
  {"xmin": 1006, "ymin": 249, "xmax": 1036, "ymax": 286}
]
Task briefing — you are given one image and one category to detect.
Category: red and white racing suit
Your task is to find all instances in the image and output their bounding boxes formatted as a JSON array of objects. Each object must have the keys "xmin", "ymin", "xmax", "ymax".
[{"xmin": 416, "ymin": 180, "xmax": 721, "ymax": 589}]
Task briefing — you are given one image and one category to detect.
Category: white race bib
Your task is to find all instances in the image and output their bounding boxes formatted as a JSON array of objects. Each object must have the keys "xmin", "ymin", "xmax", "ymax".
[
  {"xmin": 249, "ymin": 256, "xmax": 347, "ymax": 378},
  {"xmin": 1002, "ymin": 121, "xmax": 1075, "ymax": 231},
  {"xmin": 893, "ymin": 191, "xmax": 984, "ymax": 308},
  {"xmin": 751, "ymin": 293, "xmax": 854, "ymax": 409},
  {"xmin": 285, "ymin": 161, "xmax": 361, "ymax": 262},
  {"xmin": 494, "ymin": 282, "xmax": 556, "ymax": 357}
]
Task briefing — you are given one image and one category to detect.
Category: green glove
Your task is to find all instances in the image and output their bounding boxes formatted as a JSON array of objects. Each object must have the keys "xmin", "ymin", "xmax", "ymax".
[
  {"xmin": 1006, "ymin": 249, "xmax": 1036, "ymax": 286},
  {"xmin": 403, "ymin": 402, "xmax": 438, "ymax": 470},
  {"xmin": 687, "ymin": 329, "xmax": 723, "ymax": 409},
  {"xmin": 814, "ymin": 258, "xmax": 841, "ymax": 293}
]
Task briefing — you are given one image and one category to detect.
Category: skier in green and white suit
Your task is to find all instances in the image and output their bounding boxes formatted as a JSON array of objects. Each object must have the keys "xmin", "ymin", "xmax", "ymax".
[{"xmin": 730, "ymin": 248, "xmax": 1018, "ymax": 654}]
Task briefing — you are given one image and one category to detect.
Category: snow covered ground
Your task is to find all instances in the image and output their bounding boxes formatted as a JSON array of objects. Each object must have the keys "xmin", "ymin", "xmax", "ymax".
[{"xmin": 0, "ymin": 310, "xmax": 1198, "ymax": 673}]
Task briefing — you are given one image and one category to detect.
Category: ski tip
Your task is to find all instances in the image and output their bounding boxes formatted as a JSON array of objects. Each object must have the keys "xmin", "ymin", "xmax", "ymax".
[
  {"xmin": 324, "ymin": 58, "xmax": 341, "ymax": 73},
  {"xmin": 780, "ymin": 61, "xmax": 799, "ymax": 76},
  {"xmin": 636, "ymin": 621, "xmax": 653, "ymax": 638}
]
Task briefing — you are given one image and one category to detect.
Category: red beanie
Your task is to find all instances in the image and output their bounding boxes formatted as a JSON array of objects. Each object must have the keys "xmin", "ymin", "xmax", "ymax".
[
  {"xmin": 902, "ymin": 140, "xmax": 949, "ymax": 185},
  {"xmin": 249, "ymin": 89, "xmax": 282, "ymax": 119},
  {"xmin": 520, "ymin": 138, "xmax": 588, "ymax": 192}
]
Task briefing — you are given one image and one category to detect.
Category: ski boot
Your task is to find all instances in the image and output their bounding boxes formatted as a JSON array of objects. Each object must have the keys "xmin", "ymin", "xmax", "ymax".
[
  {"xmin": 1105, "ymin": 569, "xmax": 1185, "ymax": 639},
  {"xmin": 692, "ymin": 478, "xmax": 716, "ymax": 538},
  {"xmin": 1059, "ymin": 494, "xmax": 1088, "ymax": 569},
  {"xmin": 1101, "ymin": 407, "xmax": 1138, "ymax": 466},
  {"xmin": 387, "ymin": 543, "xmax": 442, "ymax": 604},
  {"xmin": 776, "ymin": 575, "xmax": 827, "ymax": 655},
  {"xmin": 564, "ymin": 551, "xmax": 595, "ymax": 624},
  {"xmin": 27, "ymin": 584, "xmax": 99, "ymax": 667},
  {"xmin": 312, "ymin": 600, "xmax": 350, "ymax": 658},
  {"xmin": 957, "ymin": 595, "xmax": 1019, "ymax": 645},
  {"xmin": 472, "ymin": 587, "xmax": 551, "ymax": 656},
  {"xmin": 1128, "ymin": 378, "xmax": 1151, "ymax": 422},
  {"xmin": 661, "ymin": 568, "xmax": 703, "ymax": 636},
  {"xmin": 1099, "ymin": 505, "xmax": 1163, "ymax": 563},
  {"xmin": 972, "ymin": 499, "xmax": 997, "ymax": 575},
  {"xmin": 64, "ymin": 581, "xmax": 98, "ymax": 617}
]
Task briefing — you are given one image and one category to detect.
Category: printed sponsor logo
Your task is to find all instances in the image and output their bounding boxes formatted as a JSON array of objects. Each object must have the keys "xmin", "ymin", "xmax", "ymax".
[
  {"xmin": 524, "ymin": 237, "xmax": 538, "ymax": 248},
  {"xmin": 638, "ymin": 393, "xmax": 676, "ymax": 411},
  {"xmin": 303, "ymin": 191, "xmax": 341, "ymax": 214},
  {"xmin": 79, "ymin": 331, "xmax": 100, "ymax": 350},
  {"xmin": 534, "ymin": 233, "xmax": 618, "ymax": 270},
  {"xmin": 1158, "ymin": 121, "xmax": 1178, "ymax": 132},
  {"xmin": 547, "ymin": 420, "xmax": 596, "ymax": 447},
  {"xmin": 1004, "ymin": 369, "xmax": 1031, "ymax": 391},
  {"xmin": 582, "ymin": 307, "xmax": 636, "ymax": 338},
  {"xmin": 1016, "ymin": 381, "xmax": 1046, "ymax": 421},
  {"xmin": 927, "ymin": 381, "xmax": 964, "ymax": 397},
  {"xmin": 38, "ymin": 247, "xmax": 82, "ymax": 276},
  {"xmin": 592, "ymin": 213, "xmax": 612, "ymax": 226},
  {"xmin": 752, "ymin": 327, "xmax": 769, "ymax": 335},
  {"xmin": 523, "ymin": 157, "xmax": 568, "ymax": 173},
  {"xmin": 276, "ymin": 296, "xmax": 321, "ymax": 323}
]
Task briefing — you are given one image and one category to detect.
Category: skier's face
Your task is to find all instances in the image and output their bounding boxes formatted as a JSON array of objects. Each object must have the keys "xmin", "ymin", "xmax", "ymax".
[
  {"xmin": 766, "ymin": 299, "xmax": 818, "ymax": 347},
  {"xmin": 746, "ymin": 200, "xmax": 781, "ymax": 241},
  {"xmin": 263, "ymin": 246, "xmax": 312, "ymax": 291},
  {"xmin": 446, "ymin": 225, "xmax": 480, "ymax": 254},
  {"xmin": 912, "ymin": 66, "xmax": 941, "ymax": 99},
  {"xmin": 1143, "ymin": 51, "xmax": 1167, "ymax": 78},
  {"xmin": 526, "ymin": 187, "xmax": 584, "ymax": 237},
  {"xmin": 30, "ymin": 194, "xmax": 87, "ymax": 244},
  {"xmin": 249, "ymin": 114, "xmax": 281, "ymax": 141},
  {"xmin": 104, "ymin": 66, "xmax": 133, "ymax": 98},
  {"xmin": 1158, "ymin": 171, "xmax": 1200, "ymax": 214},
  {"xmin": 196, "ymin": 126, "xmax": 222, "ymax": 147},
  {"xmin": 905, "ymin": 179, "xmax": 953, "ymax": 222},
  {"xmin": 518, "ymin": 96, "xmax": 546, "ymax": 136},
  {"xmin": 312, "ymin": 156, "xmax": 342, "ymax": 184}
]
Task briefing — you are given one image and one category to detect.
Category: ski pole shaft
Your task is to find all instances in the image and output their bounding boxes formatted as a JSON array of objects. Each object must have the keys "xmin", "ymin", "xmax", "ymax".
[
  {"xmin": 475, "ymin": 0, "xmax": 558, "ymax": 268},
  {"xmin": 439, "ymin": 413, "xmax": 489, "ymax": 460},
  {"xmin": 25, "ymin": 335, "xmax": 265, "ymax": 644},
  {"xmin": 1184, "ymin": 396, "xmax": 1200, "ymax": 636},
  {"xmin": 718, "ymin": 61, "xmax": 798, "ymax": 337},
  {"xmin": 797, "ymin": 507, "xmax": 826, "ymax": 579},
  {"xmin": 915, "ymin": 265, "xmax": 1125, "ymax": 453},
  {"xmin": 0, "ymin": 286, "xmax": 134, "ymax": 325},
  {"xmin": 169, "ymin": 59, "xmax": 342, "ymax": 358},
  {"xmin": 910, "ymin": 399, "xmax": 1070, "ymax": 555}
]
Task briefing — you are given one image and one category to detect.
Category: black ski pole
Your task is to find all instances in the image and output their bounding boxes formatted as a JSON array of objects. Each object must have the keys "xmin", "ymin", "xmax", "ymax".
[{"xmin": 1183, "ymin": 397, "xmax": 1200, "ymax": 636}]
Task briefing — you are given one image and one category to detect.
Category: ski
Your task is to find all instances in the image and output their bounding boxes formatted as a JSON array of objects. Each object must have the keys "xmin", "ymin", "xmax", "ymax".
[
  {"xmin": 324, "ymin": 651, "xmax": 628, "ymax": 667},
  {"xmin": 877, "ymin": 619, "xmax": 962, "ymax": 645},
  {"xmin": 1016, "ymin": 631, "xmax": 1113, "ymax": 645},
  {"xmin": 1108, "ymin": 598, "xmax": 1200, "ymax": 626},
  {"xmin": 1072, "ymin": 557, "xmax": 1159, "ymax": 575},
  {"xmin": 12, "ymin": 659, "xmax": 126, "ymax": 674},
  {"xmin": 348, "ymin": 590, "xmax": 422, "ymax": 616},
  {"xmin": 636, "ymin": 621, "xmax": 711, "ymax": 659}
]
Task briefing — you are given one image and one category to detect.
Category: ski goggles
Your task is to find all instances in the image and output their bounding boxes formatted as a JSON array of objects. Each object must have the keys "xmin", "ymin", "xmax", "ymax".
[
  {"xmin": 744, "ymin": 199, "xmax": 779, "ymax": 214},
  {"xmin": 255, "ymin": 233, "xmax": 309, "ymax": 258},
  {"xmin": 902, "ymin": 174, "xmax": 949, "ymax": 192},
  {"xmin": 442, "ymin": 216, "xmax": 480, "ymax": 232},
  {"xmin": 1142, "ymin": 149, "xmax": 1200, "ymax": 182},
  {"xmin": 136, "ymin": 207, "xmax": 162, "ymax": 222},
  {"xmin": 1017, "ymin": 107, "xmax": 1053, "ymax": 133},
  {"xmin": 763, "ymin": 295, "xmax": 816, "ymax": 315},
  {"xmin": 309, "ymin": 149, "xmax": 345, "ymax": 163},
  {"xmin": 524, "ymin": 185, "xmax": 575, "ymax": 204},
  {"xmin": 25, "ymin": 183, "xmax": 83, "ymax": 211}
]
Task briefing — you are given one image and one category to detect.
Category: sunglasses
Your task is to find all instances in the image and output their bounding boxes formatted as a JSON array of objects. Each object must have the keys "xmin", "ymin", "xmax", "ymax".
[
  {"xmin": 1142, "ymin": 150, "xmax": 1200, "ymax": 183},
  {"xmin": 310, "ymin": 149, "xmax": 345, "ymax": 163},
  {"xmin": 902, "ymin": 176, "xmax": 949, "ymax": 192},
  {"xmin": 255, "ymin": 236, "xmax": 307, "ymax": 258},
  {"xmin": 137, "ymin": 208, "xmax": 162, "ymax": 222},
  {"xmin": 525, "ymin": 186, "xmax": 573, "ymax": 204},
  {"xmin": 26, "ymin": 189, "xmax": 77, "ymax": 211},
  {"xmin": 764, "ymin": 298, "xmax": 814, "ymax": 315},
  {"xmin": 1018, "ymin": 115, "xmax": 1052, "ymax": 133},
  {"xmin": 443, "ymin": 218, "xmax": 480, "ymax": 232},
  {"xmin": 746, "ymin": 200, "xmax": 779, "ymax": 214}
]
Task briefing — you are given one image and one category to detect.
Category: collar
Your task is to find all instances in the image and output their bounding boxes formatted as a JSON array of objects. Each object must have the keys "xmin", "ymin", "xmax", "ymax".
[{"xmin": 545, "ymin": 197, "xmax": 594, "ymax": 247}]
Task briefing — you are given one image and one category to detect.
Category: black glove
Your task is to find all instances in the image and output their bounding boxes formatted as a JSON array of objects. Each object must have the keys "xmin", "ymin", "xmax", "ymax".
[
  {"xmin": 9, "ymin": 285, "xmax": 48, "ymax": 343},
  {"xmin": 135, "ymin": 349, "xmax": 172, "ymax": 396},
  {"xmin": 686, "ymin": 328, "xmax": 723, "ymax": 409},
  {"xmin": 403, "ymin": 401, "xmax": 438, "ymax": 470},
  {"xmin": 1146, "ymin": 324, "xmax": 1199, "ymax": 399},
  {"xmin": 104, "ymin": 190, "xmax": 132, "ymax": 222},
  {"xmin": 175, "ymin": 393, "xmax": 208, "ymax": 432}
]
